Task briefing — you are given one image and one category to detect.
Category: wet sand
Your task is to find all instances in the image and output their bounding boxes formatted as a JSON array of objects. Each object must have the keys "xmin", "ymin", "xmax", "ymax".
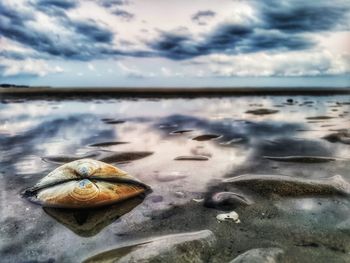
[{"xmin": 0, "ymin": 91, "xmax": 349, "ymax": 262}]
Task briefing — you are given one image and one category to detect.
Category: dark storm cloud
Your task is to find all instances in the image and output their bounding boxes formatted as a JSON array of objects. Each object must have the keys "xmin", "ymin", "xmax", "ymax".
[
  {"xmin": 0, "ymin": 2, "xmax": 124, "ymax": 61},
  {"xmin": 36, "ymin": 0, "xmax": 77, "ymax": 10},
  {"xmin": 191, "ymin": 10, "xmax": 216, "ymax": 25},
  {"xmin": 0, "ymin": 2, "xmax": 33, "ymax": 22},
  {"xmin": 33, "ymin": 0, "xmax": 78, "ymax": 16},
  {"xmin": 149, "ymin": 0, "xmax": 349, "ymax": 60},
  {"xmin": 98, "ymin": 0, "xmax": 129, "ymax": 8},
  {"xmin": 112, "ymin": 9, "xmax": 134, "ymax": 21},
  {"xmin": 149, "ymin": 31, "xmax": 197, "ymax": 60},
  {"xmin": 150, "ymin": 24, "xmax": 313, "ymax": 60},
  {"xmin": 0, "ymin": 51, "xmax": 30, "ymax": 60},
  {"xmin": 0, "ymin": 0, "xmax": 349, "ymax": 63},
  {"xmin": 258, "ymin": 0, "xmax": 350, "ymax": 33},
  {"xmin": 65, "ymin": 19, "xmax": 114, "ymax": 42},
  {"xmin": 239, "ymin": 30, "xmax": 314, "ymax": 53}
]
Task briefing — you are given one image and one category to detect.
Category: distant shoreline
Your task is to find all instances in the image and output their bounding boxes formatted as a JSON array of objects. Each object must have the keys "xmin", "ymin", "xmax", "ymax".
[{"xmin": 0, "ymin": 87, "xmax": 349, "ymax": 99}]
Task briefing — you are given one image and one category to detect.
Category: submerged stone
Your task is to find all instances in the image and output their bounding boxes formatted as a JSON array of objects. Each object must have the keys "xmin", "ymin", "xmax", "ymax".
[
  {"xmin": 336, "ymin": 219, "xmax": 350, "ymax": 234},
  {"xmin": 229, "ymin": 247, "xmax": 284, "ymax": 263},
  {"xmin": 43, "ymin": 150, "xmax": 153, "ymax": 164},
  {"xmin": 83, "ymin": 230, "xmax": 216, "ymax": 263},
  {"xmin": 89, "ymin": 141, "xmax": 129, "ymax": 147},
  {"xmin": 204, "ymin": 192, "xmax": 253, "ymax": 211},
  {"xmin": 103, "ymin": 119, "xmax": 126, "ymax": 124},
  {"xmin": 220, "ymin": 138, "xmax": 245, "ymax": 145},
  {"xmin": 263, "ymin": 156, "xmax": 337, "ymax": 163},
  {"xmin": 245, "ymin": 108, "xmax": 279, "ymax": 115},
  {"xmin": 306, "ymin": 116, "xmax": 334, "ymax": 120},
  {"xmin": 223, "ymin": 174, "xmax": 350, "ymax": 196},
  {"xmin": 192, "ymin": 134, "xmax": 221, "ymax": 141},
  {"xmin": 174, "ymin": 155, "xmax": 209, "ymax": 161},
  {"xmin": 170, "ymin": 129, "xmax": 194, "ymax": 134},
  {"xmin": 323, "ymin": 132, "xmax": 350, "ymax": 145}
]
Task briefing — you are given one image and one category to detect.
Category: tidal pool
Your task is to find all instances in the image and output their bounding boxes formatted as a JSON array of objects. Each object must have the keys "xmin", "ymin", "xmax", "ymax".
[{"xmin": 0, "ymin": 95, "xmax": 349, "ymax": 262}]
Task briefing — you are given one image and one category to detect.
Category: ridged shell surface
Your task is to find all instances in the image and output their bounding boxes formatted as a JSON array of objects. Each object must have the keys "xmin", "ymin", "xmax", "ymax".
[{"xmin": 25, "ymin": 159, "xmax": 149, "ymax": 208}]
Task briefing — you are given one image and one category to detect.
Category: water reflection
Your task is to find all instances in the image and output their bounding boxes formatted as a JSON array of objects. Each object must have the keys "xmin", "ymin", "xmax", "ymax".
[{"xmin": 43, "ymin": 197, "xmax": 144, "ymax": 237}]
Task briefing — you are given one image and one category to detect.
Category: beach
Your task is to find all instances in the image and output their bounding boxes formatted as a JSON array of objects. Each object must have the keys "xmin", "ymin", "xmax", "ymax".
[{"xmin": 0, "ymin": 89, "xmax": 350, "ymax": 262}]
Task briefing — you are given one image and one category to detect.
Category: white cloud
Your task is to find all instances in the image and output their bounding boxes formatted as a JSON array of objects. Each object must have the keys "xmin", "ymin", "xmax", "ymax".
[
  {"xmin": 206, "ymin": 50, "xmax": 350, "ymax": 77},
  {"xmin": 1, "ymin": 59, "xmax": 64, "ymax": 77},
  {"xmin": 117, "ymin": 61, "xmax": 155, "ymax": 78},
  {"xmin": 88, "ymin": 63, "xmax": 95, "ymax": 71},
  {"xmin": 161, "ymin": 67, "xmax": 171, "ymax": 77}
]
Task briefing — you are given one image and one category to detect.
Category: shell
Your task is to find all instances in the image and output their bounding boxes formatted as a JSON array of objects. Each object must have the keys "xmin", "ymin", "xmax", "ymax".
[
  {"xmin": 24, "ymin": 159, "xmax": 150, "ymax": 208},
  {"xmin": 216, "ymin": 211, "xmax": 241, "ymax": 223}
]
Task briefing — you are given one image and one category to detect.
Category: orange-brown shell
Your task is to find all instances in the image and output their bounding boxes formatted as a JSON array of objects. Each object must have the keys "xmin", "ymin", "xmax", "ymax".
[{"xmin": 25, "ymin": 159, "xmax": 149, "ymax": 208}]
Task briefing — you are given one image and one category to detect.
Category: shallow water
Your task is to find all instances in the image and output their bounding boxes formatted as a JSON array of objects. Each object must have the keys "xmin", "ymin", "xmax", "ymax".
[{"xmin": 0, "ymin": 95, "xmax": 349, "ymax": 262}]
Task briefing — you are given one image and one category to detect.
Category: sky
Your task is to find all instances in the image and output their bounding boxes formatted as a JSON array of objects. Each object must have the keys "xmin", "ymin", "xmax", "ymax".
[{"xmin": 0, "ymin": 0, "xmax": 349, "ymax": 87}]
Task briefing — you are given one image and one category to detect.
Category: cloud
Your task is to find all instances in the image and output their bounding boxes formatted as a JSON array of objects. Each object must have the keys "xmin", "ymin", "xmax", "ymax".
[
  {"xmin": 117, "ymin": 62, "xmax": 154, "ymax": 78},
  {"xmin": 65, "ymin": 19, "xmax": 114, "ymax": 43},
  {"xmin": 149, "ymin": 23, "xmax": 314, "ymax": 60},
  {"xmin": 0, "ymin": 2, "xmax": 121, "ymax": 60},
  {"xmin": 112, "ymin": 9, "xmax": 134, "ymax": 21},
  {"xmin": 0, "ymin": 0, "xmax": 349, "ymax": 80},
  {"xmin": 191, "ymin": 10, "xmax": 215, "ymax": 25},
  {"xmin": 97, "ymin": 0, "xmax": 130, "ymax": 8},
  {"xmin": 0, "ymin": 58, "xmax": 63, "ymax": 77},
  {"xmin": 208, "ymin": 51, "xmax": 350, "ymax": 77},
  {"xmin": 258, "ymin": 0, "xmax": 350, "ymax": 33},
  {"xmin": 0, "ymin": 50, "xmax": 29, "ymax": 60},
  {"xmin": 87, "ymin": 63, "xmax": 95, "ymax": 71},
  {"xmin": 36, "ymin": 0, "xmax": 77, "ymax": 10}
]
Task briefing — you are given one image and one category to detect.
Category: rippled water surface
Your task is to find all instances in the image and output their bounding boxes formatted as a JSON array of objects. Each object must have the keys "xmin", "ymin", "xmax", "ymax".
[{"xmin": 0, "ymin": 95, "xmax": 349, "ymax": 262}]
